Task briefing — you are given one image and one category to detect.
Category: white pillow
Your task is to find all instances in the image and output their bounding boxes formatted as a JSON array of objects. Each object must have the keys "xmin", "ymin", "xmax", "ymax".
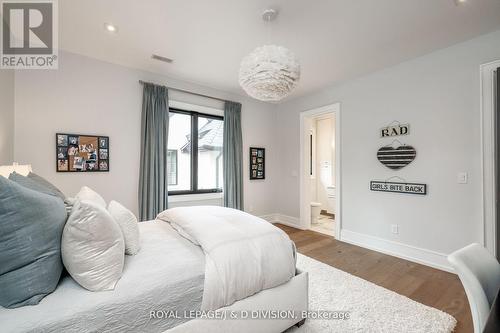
[
  {"xmin": 108, "ymin": 200, "xmax": 141, "ymax": 255},
  {"xmin": 75, "ymin": 186, "xmax": 106, "ymax": 208},
  {"xmin": 62, "ymin": 199, "xmax": 124, "ymax": 291}
]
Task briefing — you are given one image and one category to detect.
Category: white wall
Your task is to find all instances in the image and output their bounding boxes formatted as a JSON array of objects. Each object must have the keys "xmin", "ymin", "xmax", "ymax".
[
  {"xmin": 275, "ymin": 29, "xmax": 500, "ymax": 269},
  {"xmin": 0, "ymin": 70, "xmax": 15, "ymax": 165},
  {"xmin": 14, "ymin": 51, "xmax": 278, "ymax": 217},
  {"xmin": 12, "ymin": 29, "xmax": 500, "ymax": 270}
]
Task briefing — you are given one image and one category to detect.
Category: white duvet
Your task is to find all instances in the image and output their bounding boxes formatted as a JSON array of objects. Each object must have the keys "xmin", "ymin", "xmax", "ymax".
[{"xmin": 156, "ymin": 206, "xmax": 296, "ymax": 310}]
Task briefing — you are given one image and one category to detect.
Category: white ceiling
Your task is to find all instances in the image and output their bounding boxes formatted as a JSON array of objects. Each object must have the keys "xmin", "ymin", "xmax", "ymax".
[{"xmin": 60, "ymin": 0, "xmax": 500, "ymax": 101}]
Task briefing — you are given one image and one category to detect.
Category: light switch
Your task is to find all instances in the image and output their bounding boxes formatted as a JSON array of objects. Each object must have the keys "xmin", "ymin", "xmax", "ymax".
[{"xmin": 457, "ymin": 172, "xmax": 468, "ymax": 184}]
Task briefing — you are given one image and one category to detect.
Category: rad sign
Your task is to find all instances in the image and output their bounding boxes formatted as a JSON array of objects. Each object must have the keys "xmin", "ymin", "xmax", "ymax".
[
  {"xmin": 1, "ymin": 0, "xmax": 58, "ymax": 69},
  {"xmin": 380, "ymin": 123, "xmax": 410, "ymax": 138}
]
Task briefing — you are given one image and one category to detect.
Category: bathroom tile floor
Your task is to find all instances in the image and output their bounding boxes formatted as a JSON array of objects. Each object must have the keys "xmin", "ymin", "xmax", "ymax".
[{"xmin": 310, "ymin": 215, "xmax": 335, "ymax": 237}]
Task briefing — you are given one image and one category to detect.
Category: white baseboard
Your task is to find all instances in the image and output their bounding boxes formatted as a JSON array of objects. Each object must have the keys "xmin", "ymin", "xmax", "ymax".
[
  {"xmin": 260, "ymin": 213, "xmax": 453, "ymax": 273},
  {"xmin": 260, "ymin": 214, "xmax": 306, "ymax": 230},
  {"xmin": 340, "ymin": 229, "xmax": 453, "ymax": 273}
]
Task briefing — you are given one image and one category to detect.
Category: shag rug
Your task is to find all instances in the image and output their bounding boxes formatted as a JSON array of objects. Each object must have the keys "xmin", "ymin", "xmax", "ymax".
[{"xmin": 286, "ymin": 254, "xmax": 457, "ymax": 333}]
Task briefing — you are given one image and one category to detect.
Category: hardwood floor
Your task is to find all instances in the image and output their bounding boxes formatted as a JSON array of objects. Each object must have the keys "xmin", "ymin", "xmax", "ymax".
[{"xmin": 276, "ymin": 224, "xmax": 473, "ymax": 333}]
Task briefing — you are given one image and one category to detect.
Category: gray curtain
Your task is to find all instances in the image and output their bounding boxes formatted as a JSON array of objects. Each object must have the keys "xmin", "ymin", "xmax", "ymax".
[
  {"xmin": 223, "ymin": 101, "xmax": 243, "ymax": 210},
  {"xmin": 138, "ymin": 83, "xmax": 169, "ymax": 221}
]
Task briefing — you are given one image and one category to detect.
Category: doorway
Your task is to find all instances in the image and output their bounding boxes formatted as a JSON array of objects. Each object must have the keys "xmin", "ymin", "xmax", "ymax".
[{"xmin": 299, "ymin": 103, "xmax": 341, "ymax": 238}]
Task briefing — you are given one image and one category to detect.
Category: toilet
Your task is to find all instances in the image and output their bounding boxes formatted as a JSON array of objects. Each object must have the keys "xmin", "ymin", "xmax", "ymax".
[{"xmin": 311, "ymin": 202, "xmax": 322, "ymax": 225}]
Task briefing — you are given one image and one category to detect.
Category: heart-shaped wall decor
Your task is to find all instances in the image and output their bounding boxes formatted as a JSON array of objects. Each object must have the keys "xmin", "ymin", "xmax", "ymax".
[{"xmin": 377, "ymin": 145, "xmax": 416, "ymax": 170}]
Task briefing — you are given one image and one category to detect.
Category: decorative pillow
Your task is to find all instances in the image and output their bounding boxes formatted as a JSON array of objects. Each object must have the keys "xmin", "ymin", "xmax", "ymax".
[
  {"xmin": 0, "ymin": 177, "xmax": 66, "ymax": 308},
  {"xmin": 75, "ymin": 186, "xmax": 106, "ymax": 208},
  {"xmin": 9, "ymin": 172, "xmax": 64, "ymax": 199},
  {"xmin": 9, "ymin": 172, "xmax": 74, "ymax": 216},
  {"xmin": 27, "ymin": 172, "xmax": 66, "ymax": 200},
  {"xmin": 108, "ymin": 200, "xmax": 141, "ymax": 255},
  {"xmin": 62, "ymin": 200, "xmax": 124, "ymax": 291}
]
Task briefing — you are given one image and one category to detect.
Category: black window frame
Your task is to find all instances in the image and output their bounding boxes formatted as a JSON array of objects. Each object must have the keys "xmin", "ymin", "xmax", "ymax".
[{"xmin": 168, "ymin": 108, "xmax": 224, "ymax": 196}]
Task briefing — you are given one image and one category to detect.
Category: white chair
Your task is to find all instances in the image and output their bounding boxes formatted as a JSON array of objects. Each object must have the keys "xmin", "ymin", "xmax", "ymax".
[{"xmin": 448, "ymin": 243, "xmax": 500, "ymax": 333}]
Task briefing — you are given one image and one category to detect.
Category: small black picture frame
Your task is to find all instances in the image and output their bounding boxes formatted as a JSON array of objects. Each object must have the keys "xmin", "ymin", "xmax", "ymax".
[
  {"xmin": 56, "ymin": 133, "xmax": 110, "ymax": 172},
  {"xmin": 249, "ymin": 147, "xmax": 265, "ymax": 180}
]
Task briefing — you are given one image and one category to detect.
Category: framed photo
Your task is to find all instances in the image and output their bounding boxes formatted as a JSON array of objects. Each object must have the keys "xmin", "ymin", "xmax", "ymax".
[
  {"xmin": 57, "ymin": 159, "xmax": 68, "ymax": 171},
  {"xmin": 57, "ymin": 134, "xmax": 68, "ymax": 146},
  {"xmin": 99, "ymin": 160, "xmax": 109, "ymax": 171},
  {"xmin": 249, "ymin": 147, "xmax": 265, "ymax": 180},
  {"xmin": 99, "ymin": 149, "xmax": 108, "ymax": 160},
  {"xmin": 99, "ymin": 137, "xmax": 108, "ymax": 149},
  {"xmin": 73, "ymin": 156, "xmax": 84, "ymax": 170},
  {"xmin": 56, "ymin": 133, "xmax": 109, "ymax": 172},
  {"xmin": 68, "ymin": 136, "xmax": 78, "ymax": 145},
  {"xmin": 57, "ymin": 147, "xmax": 67, "ymax": 159}
]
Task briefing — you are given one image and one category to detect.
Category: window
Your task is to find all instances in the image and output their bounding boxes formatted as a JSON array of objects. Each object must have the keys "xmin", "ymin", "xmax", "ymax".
[
  {"xmin": 167, "ymin": 108, "xmax": 223, "ymax": 195},
  {"xmin": 167, "ymin": 112, "xmax": 191, "ymax": 191},
  {"xmin": 198, "ymin": 116, "xmax": 224, "ymax": 190},
  {"xmin": 167, "ymin": 150, "xmax": 178, "ymax": 185}
]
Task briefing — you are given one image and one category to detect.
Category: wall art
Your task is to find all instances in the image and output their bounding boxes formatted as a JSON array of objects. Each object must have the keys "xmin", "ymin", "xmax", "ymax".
[
  {"xmin": 249, "ymin": 147, "xmax": 265, "ymax": 180},
  {"xmin": 56, "ymin": 133, "xmax": 109, "ymax": 172},
  {"xmin": 380, "ymin": 121, "xmax": 410, "ymax": 138},
  {"xmin": 377, "ymin": 142, "xmax": 416, "ymax": 170},
  {"xmin": 370, "ymin": 181, "xmax": 427, "ymax": 195}
]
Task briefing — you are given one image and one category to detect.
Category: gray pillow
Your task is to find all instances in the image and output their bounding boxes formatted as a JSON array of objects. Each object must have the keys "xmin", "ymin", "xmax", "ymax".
[
  {"xmin": 9, "ymin": 172, "xmax": 64, "ymax": 199},
  {"xmin": 0, "ymin": 176, "xmax": 67, "ymax": 308},
  {"xmin": 27, "ymin": 172, "xmax": 66, "ymax": 200},
  {"xmin": 9, "ymin": 172, "xmax": 74, "ymax": 216}
]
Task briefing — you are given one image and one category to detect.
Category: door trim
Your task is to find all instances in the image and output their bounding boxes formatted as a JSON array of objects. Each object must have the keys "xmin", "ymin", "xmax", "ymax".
[
  {"xmin": 481, "ymin": 60, "xmax": 500, "ymax": 256},
  {"xmin": 299, "ymin": 103, "xmax": 341, "ymax": 238}
]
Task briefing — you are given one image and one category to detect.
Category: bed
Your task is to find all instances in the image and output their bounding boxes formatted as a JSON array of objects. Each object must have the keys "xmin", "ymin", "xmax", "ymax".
[
  {"xmin": 0, "ymin": 208, "xmax": 308, "ymax": 333},
  {"xmin": 0, "ymin": 222, "xmax": 205, "ymax": 332}
]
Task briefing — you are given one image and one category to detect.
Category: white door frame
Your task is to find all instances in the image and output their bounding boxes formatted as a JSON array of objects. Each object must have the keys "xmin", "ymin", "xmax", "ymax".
[
  {"xmin": 299, "ymin": 103, "xmax": 342, "ymax": 238},
  {"xmin": 481, "ymin": 60, "xmax": 500, "ymax": 255}
]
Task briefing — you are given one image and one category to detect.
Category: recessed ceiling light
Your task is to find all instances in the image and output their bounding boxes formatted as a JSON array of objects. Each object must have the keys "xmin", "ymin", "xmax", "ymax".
[
  {"xmin": 455, "ymin": 0, "xmax": 467, "ymax": 5},
  {"xmin": 104, "ymin": 23, "xmax": 117, "ymax": 33}
]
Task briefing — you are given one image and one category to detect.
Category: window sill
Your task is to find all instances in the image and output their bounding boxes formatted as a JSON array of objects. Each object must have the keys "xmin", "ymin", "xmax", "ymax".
[{"xmin": 168, "ymin": 192, "xmax": 223, "ymax": 203}]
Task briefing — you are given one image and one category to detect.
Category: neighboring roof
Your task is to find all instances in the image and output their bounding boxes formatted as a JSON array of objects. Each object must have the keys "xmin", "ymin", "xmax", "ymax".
[{"xmin": 181, "ymin": 119, "xmax": 223, "ymax": 153}]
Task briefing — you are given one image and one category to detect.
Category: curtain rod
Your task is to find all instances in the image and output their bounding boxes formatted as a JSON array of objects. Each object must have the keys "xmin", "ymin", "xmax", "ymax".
[{"xmin": 139, "ymin": 80, "xmax": 228, "ymax": 103}]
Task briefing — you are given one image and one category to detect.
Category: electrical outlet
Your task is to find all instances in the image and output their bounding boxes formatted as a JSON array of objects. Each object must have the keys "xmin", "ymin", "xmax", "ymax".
[{"xmin": 391, "ymin": 224, "xmax": 399, "ymax": 235}]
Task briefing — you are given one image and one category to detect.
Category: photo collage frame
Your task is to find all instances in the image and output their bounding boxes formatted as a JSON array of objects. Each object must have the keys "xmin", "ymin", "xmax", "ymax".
[
  {"xmin": 56, "ymin": 133, "xmax": 109, "ymax": 172},
  {"xmin": 249, "ymin": 147, "xmax": 265, "ymax": 180}
]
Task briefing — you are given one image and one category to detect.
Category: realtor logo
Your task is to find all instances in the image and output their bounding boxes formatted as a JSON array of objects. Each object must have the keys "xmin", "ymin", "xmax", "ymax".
[{"xmin": 1, "ymin": 0, "xmax": 58, "ymax": 69}]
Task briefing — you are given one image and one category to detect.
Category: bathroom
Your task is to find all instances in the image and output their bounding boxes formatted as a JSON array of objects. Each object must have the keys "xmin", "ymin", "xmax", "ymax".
[{"xmin": 309, "ymin": 113, "xmax": 336, "ymax": 236}]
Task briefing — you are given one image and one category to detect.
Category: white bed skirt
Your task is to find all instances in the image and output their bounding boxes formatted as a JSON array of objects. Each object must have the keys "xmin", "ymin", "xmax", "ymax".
[{"xmin": 165, "ymin": 270, "xmax": 309, "ymax": 333}]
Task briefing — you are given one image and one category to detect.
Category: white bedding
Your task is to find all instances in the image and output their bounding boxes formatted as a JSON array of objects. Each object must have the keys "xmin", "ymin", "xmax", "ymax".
[
  {"xmin": 156, "ymin": 206, "xmax": 296, "ymax": 310},
  {"xmin": 0, "ymin": 221, "xmax": 205, "ymax": 333}
]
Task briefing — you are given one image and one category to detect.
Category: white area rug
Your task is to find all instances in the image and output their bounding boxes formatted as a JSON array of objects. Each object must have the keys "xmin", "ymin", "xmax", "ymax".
[{"xmin": 286, "ymin": 254, "xmax": 457, "ymax": 333}]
